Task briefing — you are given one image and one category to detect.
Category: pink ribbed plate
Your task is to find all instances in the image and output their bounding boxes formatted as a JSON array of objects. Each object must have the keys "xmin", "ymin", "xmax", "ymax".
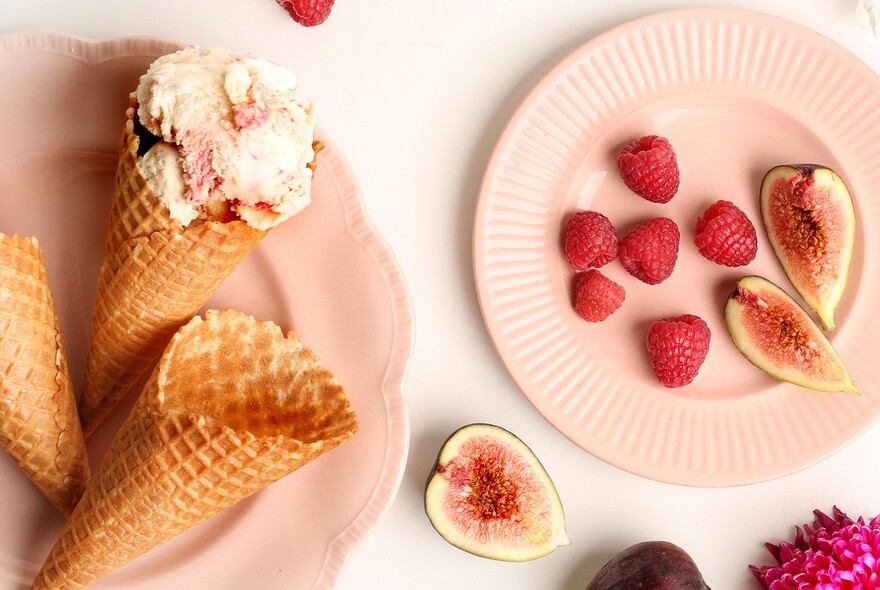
[
  {"xmin": 0, "ymin": 32, "xmax": 412, "ymax": 589},
  {"xmin": 474, "ymin": 8, "xmax": 880, "ymax": 486}
]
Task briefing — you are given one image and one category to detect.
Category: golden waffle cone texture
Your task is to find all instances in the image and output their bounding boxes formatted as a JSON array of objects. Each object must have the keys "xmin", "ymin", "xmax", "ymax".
[
  {"xmin": 80, "ymin": 104, "xmax": 266, "ymax": 435},
  {"xmin": 0, "ymin": 234, "xmax": 89, "ymax": 516},
  {"xmin": 33, "ymin": 309, "xmax": 357, "ymax": 590}
]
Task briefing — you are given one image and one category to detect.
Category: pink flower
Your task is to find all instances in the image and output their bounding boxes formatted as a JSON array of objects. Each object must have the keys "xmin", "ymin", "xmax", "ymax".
[{"xmin": 751, "ymin": 507, "xmax": 880, "ymax": 589}]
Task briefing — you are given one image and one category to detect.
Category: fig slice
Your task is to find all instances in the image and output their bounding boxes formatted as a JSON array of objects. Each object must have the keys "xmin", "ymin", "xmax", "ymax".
[
  {"xmin": 760, "ymin": 164, "xmax": 856, "ymax": 331},
  {"xmin": 724, "ymin": 275, "xmax": 857, "ymax": 394},
  {"xmin": 424, "ymin": 423, "xmax": 569, "ymax": 562}
]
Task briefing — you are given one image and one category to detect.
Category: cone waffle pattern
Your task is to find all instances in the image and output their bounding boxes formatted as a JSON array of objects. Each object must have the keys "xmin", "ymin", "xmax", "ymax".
[
  {"xmin": 0, "ymin": 234, "xmax": 89, "ymax": 516},
  {"xmin": 34, "ymin": 309, "xmax": 357, "ymax": 590},
  {"xmin": 80, "ymin": 104, "xmax": 266, "ymax": 435}
]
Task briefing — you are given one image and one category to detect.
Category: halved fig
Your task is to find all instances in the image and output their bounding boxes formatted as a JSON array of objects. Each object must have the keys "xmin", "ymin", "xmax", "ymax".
[
  {"xmin": 424, "ymin": 423, "xmax": 569, "ymax": 561},
  {"xmin": 724, "ymin": 275, "xmax": 857, "ymax": 394},
  {"xmin": 760, "ymin": 164, "xmax": 856, "ymax": 331}
]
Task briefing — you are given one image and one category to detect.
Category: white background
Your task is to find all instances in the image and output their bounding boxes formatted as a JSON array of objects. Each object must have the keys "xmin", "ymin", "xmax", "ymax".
[{"xmin": 3, "ymin": 1, "xmax": 880, "ymax": 589}]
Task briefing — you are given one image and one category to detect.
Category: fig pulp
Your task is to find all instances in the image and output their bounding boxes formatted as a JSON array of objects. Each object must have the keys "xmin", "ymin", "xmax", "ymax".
[
  {"xmin": 760, "ymin": 164, "xmax": 856, "ymax": 331},
  {"xmin": 586, "ymin": 541, "xmax": 711, "ymax": 590},
  {"xmin": 724, "ymin": 276, "xmax": 857, "ymax": 394},
  {"xmin": 424, "ymin": 423, "xmax": 569, "ymax": 562}
]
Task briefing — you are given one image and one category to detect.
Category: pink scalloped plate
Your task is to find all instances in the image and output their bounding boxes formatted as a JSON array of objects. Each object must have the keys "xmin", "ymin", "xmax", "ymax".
[
  {"xmin": 0, "ymin": 32, "xmax": 412, "ymax": 589},
  {"xmin": 474, "ymin": 8, "xmax": 880, "ymax": 487}
]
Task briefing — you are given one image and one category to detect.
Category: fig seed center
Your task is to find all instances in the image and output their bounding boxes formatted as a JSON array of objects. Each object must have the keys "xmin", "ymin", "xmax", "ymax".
[
  {"xmin": 466, "ymin": 455, "xmax": 521, "ymax": 520},
  {"xmin": 775, "ymin": 174, "xmax": 828, "ymax": 261},
  {"xmin": 439, "ymin": 436, "xmax": 551, "ymax": 544},
  {"xmin": 789, "ymin": 204, "xmax": 826, "ymax": 259}
]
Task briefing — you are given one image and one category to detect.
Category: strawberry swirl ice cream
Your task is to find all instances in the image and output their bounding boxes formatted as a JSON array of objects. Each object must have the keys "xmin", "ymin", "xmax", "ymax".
[{"xmin": 135, "ymin": 46, "xmax": 316, "ymax": 229}]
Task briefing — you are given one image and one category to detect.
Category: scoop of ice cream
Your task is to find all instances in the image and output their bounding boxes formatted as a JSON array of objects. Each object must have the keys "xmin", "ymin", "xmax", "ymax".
[{"xmin": 135, "ymin": 46, "xmax": 315, "ymax": 229}]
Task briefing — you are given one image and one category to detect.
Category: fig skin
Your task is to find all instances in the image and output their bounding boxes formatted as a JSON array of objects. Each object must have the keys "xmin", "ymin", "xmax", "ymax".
[
  {"xmin": 424, "ymin": 423, "xmax": 569, "ymax": 562},
  {"xmin": 586, "ymin": 541, "xmax": 711, "ymax": 590}
]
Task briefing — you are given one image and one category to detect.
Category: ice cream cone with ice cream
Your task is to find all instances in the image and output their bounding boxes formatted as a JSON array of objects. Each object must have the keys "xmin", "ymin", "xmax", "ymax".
[
  {"xmin": 33, "ymin": 309, "xmax": 358, "ymax": 590},
  {"xmin": 80, "ymin": 46, "xmax": 320, "ymax": 436},
  {"xmin": 0, "ymin": 234, "xmax": 89, "ymax": 516}
]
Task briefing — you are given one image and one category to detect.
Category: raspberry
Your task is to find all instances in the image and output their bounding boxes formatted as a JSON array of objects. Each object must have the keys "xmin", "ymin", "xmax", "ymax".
[
  {"xmin": 564, "ymin": 211, "xmax": 618, "ymax": 270},
  {"xmin": 618, "ymin": 217, "xmax": 680, "ymax": 284},
  {"xmin": 694, "ymin": 200, "xmax": 758, "ymax": 267},
  {"xmin": 616, "ymin": 135, "xmax": 680, "ymax": 203},
  {"xmin": 276, "ymin": 0, "xmax": 335, "ymax": 26},
  {"xmin": 574, "ymin": 270, "xmax": 625, "ymax": 322},
  {"xmin": 646, "ymin": 314, "xmax": 711, "ymax": 387}
]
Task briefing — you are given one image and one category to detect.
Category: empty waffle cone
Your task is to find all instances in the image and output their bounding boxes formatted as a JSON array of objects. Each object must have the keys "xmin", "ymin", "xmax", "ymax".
[
  {"xmin": 33, "ymin": 309, "xmax": 358, "ymax": 590},
  {"xmin": 79, "ymin": 103, "xmax": 267, "ymax": 436},
  {"xmin": 0, "ymin": 234, "xmax": 89, "ymax": 516}
]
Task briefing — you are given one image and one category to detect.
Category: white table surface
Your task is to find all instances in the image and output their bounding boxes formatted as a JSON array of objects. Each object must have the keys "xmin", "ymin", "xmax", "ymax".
[{"xmin": 3, "ymin": 1, "xmax": 880, "ymax": 589}]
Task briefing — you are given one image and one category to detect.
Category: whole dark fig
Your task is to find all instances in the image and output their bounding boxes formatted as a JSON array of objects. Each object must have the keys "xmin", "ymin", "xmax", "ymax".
[{"xmin": 586, "ymin": 541, "xmax": 711, "ymax": 590}]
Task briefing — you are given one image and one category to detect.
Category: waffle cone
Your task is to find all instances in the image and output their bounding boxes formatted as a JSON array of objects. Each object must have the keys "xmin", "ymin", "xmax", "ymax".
[
  {"xmin": 80, "ymin": 102, "xmax": 266, "ymax": 436},
  {"xmin": 34, "ymin": 309, "xmax": 358, "ymax": 590},
  {"xmin": 0, "ymin": 234, "xmax": 89, "ymax": 516}
]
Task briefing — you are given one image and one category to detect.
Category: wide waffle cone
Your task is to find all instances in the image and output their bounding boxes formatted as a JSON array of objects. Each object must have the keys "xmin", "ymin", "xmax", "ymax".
[
  {"xmin": 0, "ymin": 234, "xmax": 89, "ymax": 516},
  {"xmin": 33, "ymin": 309, "xmax": 358, "ymax": 590},
  {"xmin": 80, "ymin": 102, "xmax": 266, "ymax": 436}
]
